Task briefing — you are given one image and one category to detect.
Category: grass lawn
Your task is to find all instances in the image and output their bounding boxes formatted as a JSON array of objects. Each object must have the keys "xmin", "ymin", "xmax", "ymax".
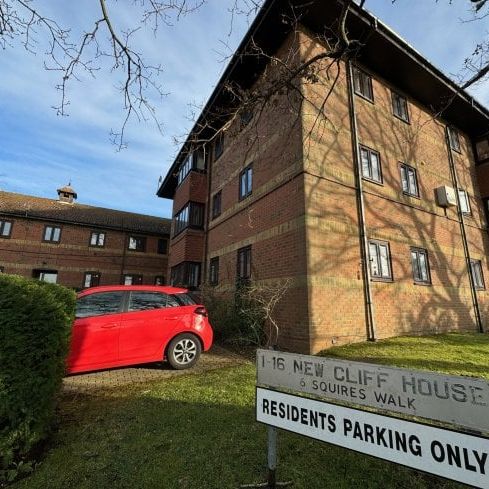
[
  {"xmin": 323, "ymin": 332, "xmax": 489, "ymax": 380},
  {"xmin": 13, "ymin": 333, "xmax": 489, "ymax": 489}
]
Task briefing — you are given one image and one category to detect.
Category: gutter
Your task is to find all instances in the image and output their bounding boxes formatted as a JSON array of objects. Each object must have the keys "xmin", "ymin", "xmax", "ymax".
[
  {"xmin": 346, "ymin": 59, "xmax": 377, "ymax": 341},
  {"xmin": 445, "ymin": 129, "xmax": 484, "ymax": 333}
]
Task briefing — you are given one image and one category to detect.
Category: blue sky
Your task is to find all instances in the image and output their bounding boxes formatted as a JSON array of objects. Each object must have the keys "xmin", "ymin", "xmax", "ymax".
[{"xmin": 0, "ymin": 0, "xmax": 488, "ymax": 219}]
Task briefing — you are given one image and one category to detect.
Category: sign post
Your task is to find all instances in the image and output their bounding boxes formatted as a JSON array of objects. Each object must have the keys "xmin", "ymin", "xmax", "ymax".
[{"xmin": 255, "ymin": 348, "xmax": 489, "ymax": 488}]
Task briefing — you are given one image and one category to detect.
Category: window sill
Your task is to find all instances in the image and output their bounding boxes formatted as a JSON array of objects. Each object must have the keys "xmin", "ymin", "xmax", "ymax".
[
  {"xmin": 371, "ymin": 277, "xmax": 393, "ymax": 283},
  {"xmin": 362, "ymin": 177, "xmax": 383, "ymax": 187},
  {"xmin": 354, "ymin": 91, "xmax": 374, "ymax": 104},
  {"xmin": 413, "ymin": 281, "xmax": 432, "ymax": 287},
  {"xmin": 393, "ymin": 113, "xmax": 410, "ymax": 125},
  {"xmin": 239, "ymin": 192, "xmax": 252, "ymax": 202},
  {"xmin": 402, "ymin": 191, "xmax": 421, "ymax": 201}
]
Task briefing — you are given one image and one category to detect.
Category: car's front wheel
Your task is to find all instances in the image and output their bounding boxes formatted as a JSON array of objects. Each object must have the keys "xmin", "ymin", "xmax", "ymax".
[{"xmin": 166, "ymin": 333, "xmax": 202, "ymax": 370}]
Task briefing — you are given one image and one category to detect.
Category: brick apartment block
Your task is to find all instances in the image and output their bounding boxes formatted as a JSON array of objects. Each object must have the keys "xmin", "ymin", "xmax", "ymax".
[
  {"xmin": 158, "ymin": 1, "xmax": 489, "ymax": 353},
  {"xmin": 0, "ymin": 185, "xmax": 170, "ymax": 289}
]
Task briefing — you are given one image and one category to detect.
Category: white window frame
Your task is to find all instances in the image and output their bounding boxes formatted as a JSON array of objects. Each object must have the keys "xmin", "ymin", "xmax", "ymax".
[
  {"xmin": 360, "ymin": 146, "xmax": 382, "ymax": 183},
  {"xmin": 458, "ymin": 189, "xmax": 471, "ymax": 215},
  {"xmin": 368, "ymin": 240, "xmax": 392, "ymax": 280}
]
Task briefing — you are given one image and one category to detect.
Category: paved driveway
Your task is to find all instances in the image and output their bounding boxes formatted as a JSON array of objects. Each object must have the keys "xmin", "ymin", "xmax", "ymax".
[{"xmin": 63, "ymin": 345, "xmax": 248, "ymax": 393}]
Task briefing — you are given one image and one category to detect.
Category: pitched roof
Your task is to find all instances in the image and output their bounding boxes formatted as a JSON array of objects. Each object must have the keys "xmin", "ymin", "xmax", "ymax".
[{"xmin": 0, "ymin": 191, "xmax": 171, "ymax": 236}]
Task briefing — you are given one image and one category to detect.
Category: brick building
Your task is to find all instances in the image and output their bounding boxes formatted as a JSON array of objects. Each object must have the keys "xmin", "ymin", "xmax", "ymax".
[
  {"xmin": 157, "ymin": 0, "xmax": 489, "ymax": 353},
  {"xmin": 0, "ymin": 186, "xmax": 170, "ymax": 289}
]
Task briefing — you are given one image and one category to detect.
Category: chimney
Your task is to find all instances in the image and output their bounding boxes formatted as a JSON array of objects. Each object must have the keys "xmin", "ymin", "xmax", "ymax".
[{"xmin": 57, "ymin": 183, "xmax": 77, "ymax": 204}]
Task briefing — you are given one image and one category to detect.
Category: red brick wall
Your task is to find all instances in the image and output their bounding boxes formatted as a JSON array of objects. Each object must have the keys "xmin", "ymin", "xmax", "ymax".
[
  {"xmin": 300, "ymin": 29, "xmax": 489, "ymax": 352},
  {"xmin": 173, "ymin": 172, "xmax": 208, "ymax": 212},
  {"xmin": 168, "ymin": 230, "xmax": 205, "ymax": 268},
  {"xmin": 0, "ymin": 216, "xmax": 169, "ymax": 289},
  {"xmin": 165, "ymin": 27, "xmax": 489, "ymax": 354}
]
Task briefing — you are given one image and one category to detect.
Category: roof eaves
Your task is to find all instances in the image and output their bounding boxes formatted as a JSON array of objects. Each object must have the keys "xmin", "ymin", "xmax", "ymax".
[{"xmin": 156, "ymin": 0, "xmax": 279, "ymax": 199}]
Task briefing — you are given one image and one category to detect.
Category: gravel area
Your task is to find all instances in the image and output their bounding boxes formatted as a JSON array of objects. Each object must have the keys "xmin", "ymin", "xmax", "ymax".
[{"xmin": 63, "ymin": 345, "xmax": 250, "ymax": 393}]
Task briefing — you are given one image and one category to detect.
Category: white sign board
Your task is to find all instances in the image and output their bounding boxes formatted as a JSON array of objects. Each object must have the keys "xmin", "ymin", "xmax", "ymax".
[
  {"xmin": 257, "ymin": 387, "xmax": 489, "ymax": 488},
  {"xmin": 257, "ymin": 349, "xmax": 489, "ymax": 432}
]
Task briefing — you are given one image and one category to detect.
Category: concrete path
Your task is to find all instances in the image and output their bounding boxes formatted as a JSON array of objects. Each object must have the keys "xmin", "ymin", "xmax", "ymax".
[{"xmin": 63, "ymin": 345, "xmax": 249, "ymax": 394}]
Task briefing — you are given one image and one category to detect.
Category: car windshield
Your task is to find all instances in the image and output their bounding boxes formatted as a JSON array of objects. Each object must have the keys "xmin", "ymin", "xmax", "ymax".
[{"xmin": 172, "ymin": 292, "xmax": 197, "ymax": 306}]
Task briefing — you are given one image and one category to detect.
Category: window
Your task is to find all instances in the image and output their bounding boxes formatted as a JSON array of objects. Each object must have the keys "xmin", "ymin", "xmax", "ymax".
[
  {"xmin": 400, "ymin": 164, "xmax": 419, "ymax": 197},
  {"xmin": 174, "ymin": 202, "xmax": 205, "ymax": 236},
  {"xmin": 43, "ymin": 226, "xmax": 61, "ymax": 243},
  {"xmin": 214, "ymin": 132, "xmax": 224, "ymax": 161},
  {"xmin": 173, "ymin": 293, "xmax": 197, "ymax": 306},
  {"xmin": 240, "ymin": 110, "xmax": 253, "ymax": 128},
  {"xmin": 458, "ymin": 189, "xmax": 471, "ymax": 215},
  {"xmin": 122, "ymin": 274, "xmax": 143, "ymax": 285},
  {"xmin": 239, "ymin": 164, "xmax": 253, "ymax": 200},
  {"xmin": 212, "ymin": 191, "xmax": 222, "ymax": 219},
  {"xmin": 83, "ymin": 272, "xmax": 101, "ymax": 288},
  {"xmin": 128, "ymin": 236, "xmax": 146, "ymax": 251},
  {"xmin": 128, "ymin": 292, "xmax": 172, "ymax": 311},
  {"xmin": 177, "ymin": 148, "xmax": 205, "ymax": 186},
  {"xmin": 392, "ymin": 91, "xmax": 409, "ymax": 122},
  {"xmin": 76, "ymin": 291, "xmax": 124, "ymax": 318},
  {"xmin": 353, "ymin": 66, "xmax": 373, "ymax": 101},
  {"xmin": 0, "ymin": 267, "xmax": 4, "ymax": 273},
  {"xmin": 368, "ymin": 241, "xmax": 392, "ymax": 280},
  {"xmin": 448, "ymin": 127, "xmax": 461, "ymax": 152},
  {"xmin": 476, "ymin": 138, "xmax": 489, "ymax": 163},
  {"xmin": 170, "ymin": 262, "xmax": 201, "ymax": 288},
  {"xmin": 0, "ymin": 220, "xmax": 12, "ymax": 238},
  {"xmin": 33, "ymin": 269, "xmax": 58, "ymax": 283},
  {"xmin": 237, "ymin": 246, "xmax": 252, "ymax": 282},
  {"xmin": 209, "ymin": 257, "xmax": 219, "ymax": 286},
  {"xmin": 154, "ymin": 276, "xmax": 165, "ymax": 285},
  {"xmin": 90, "ymin": 231, "xmax": 105, "ymax": 247},
  {"xmin": 411, "ymin": 248, "xmax": 431, "ymax": 284},
  {"xmin": 360, "ymin": 146, "xmax": 382, "ymax": 183},
  {"xmin": 157, "ymin": 239, "xmax": 168, "ymax": 255},
  {"xmin": 177, "ymin": 154, "xmax": 192, "ymax": 185},
  {"xmin": 470, "ymin": 260, "xmax": 485, "ymax": 290}
]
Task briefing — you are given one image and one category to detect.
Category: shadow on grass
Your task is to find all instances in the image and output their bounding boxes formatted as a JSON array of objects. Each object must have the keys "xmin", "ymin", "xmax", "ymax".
[{"xmin": 13, "ymin": 379, "xmax": 463, "ymax": 489}]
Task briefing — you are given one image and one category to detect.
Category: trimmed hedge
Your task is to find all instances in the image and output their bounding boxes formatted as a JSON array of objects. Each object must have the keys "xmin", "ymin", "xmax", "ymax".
[{"xmin": 0, "ymin": 275, "xmax": 75, "ymax": 482}]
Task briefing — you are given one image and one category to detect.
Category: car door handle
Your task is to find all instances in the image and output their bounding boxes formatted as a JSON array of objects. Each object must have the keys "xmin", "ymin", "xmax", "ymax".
[{"xmin": 101, "ymin": 323, "xmax": 118, "ymax": 329}]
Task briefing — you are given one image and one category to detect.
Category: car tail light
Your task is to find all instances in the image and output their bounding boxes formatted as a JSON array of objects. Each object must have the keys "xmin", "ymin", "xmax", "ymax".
[{"xmin": 194, "ymin": 306, "xmax": 208, "ymax": 317}]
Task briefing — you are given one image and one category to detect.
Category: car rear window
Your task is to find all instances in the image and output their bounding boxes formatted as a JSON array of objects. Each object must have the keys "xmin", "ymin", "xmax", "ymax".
[
  {"xmin": 128, "ymin": 292, "xmax": 169, "ymax": 311},
  {"xmin": 172, "ymin": 293, "xmax": 197, "ymax": 306}
]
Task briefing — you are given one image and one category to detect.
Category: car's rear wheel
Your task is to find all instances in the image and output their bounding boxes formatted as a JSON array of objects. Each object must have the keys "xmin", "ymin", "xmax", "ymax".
[{"xmin": 166, "ymin": 333, "xmax": 201, "ymax": 370}]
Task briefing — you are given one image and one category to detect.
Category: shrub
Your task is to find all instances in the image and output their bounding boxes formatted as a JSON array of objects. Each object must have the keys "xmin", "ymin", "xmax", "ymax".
[
  {"xmin": 201, "ymin": 286, "xmax": 264, "ymax": 346},
  {"xmin": 202, "ymin": 280, "xmax": 290, "ymax": 347},
  {"xmin": 0, "ymin": 275, "xmax": 75, "ymax": 482}
]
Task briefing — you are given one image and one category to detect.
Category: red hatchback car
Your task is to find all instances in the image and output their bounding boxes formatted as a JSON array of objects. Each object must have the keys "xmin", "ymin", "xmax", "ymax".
[{"xmin": 66, "ymin": 285, "xmax": 213, "ymax": 374}]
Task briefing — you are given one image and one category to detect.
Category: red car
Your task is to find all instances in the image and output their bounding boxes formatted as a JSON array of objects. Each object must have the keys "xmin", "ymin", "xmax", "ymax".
[{"xmin": 66, "ymin": 285, "xmax": 213, "ymax": 374}]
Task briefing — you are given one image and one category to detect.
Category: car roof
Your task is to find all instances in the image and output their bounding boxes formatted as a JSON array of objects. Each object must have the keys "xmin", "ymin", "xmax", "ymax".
[{"xmin": 77, "ymin": 285, "xmax": 189, "ymax": 297}]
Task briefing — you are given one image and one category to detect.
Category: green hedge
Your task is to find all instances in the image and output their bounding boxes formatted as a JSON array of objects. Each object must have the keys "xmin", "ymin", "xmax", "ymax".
[{"xmin": 0, "ymin": 275, "xmax": 75, "ymax": 482}]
